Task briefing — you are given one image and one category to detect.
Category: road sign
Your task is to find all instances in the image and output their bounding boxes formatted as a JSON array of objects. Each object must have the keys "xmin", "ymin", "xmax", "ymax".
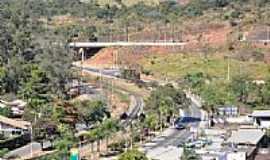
[{"xmin": 70, "ymin": 148, "xmax": 79, "ymax": 160}]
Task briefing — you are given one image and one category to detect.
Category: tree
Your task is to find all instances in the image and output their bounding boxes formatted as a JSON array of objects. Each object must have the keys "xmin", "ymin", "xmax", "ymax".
[
  {"xmin": 74, "ymin": 100, "xmax": 110, "ymax": 127},
  {"xmin": 54, "ymin": 124, "xmax": 75, "ymax": 159},
  {"xmin": 0, "ymin": 148, "xmax": 9, "ymax": 158},
  {"xmin": 144, "ymin": 113, "xmax": 159, "ymax": 131},
  {"xmin": 82, "ymin": 119, "xmax": 119, "ymax": 153},
  {"xmin": 85, "ymin": 26, "xmax": 98, "ymax": 42},
  {"xmin": 118, "ymin": 149, "xmax": 148, "ymax": 160},
  {"xmin": 0, "ymin": 67, "xmax": 7, "ymax": 94},
  {"xmin": 85, "ymin": 126, "xmax": 105, "ymax": 152},
  {"xmin": 262, "ymin": 78, "xmax": 270, "ymax": 105},
  {"xmin": 231, "ymin": 74, "xmax": 251, "ymax": 104},
  {"xmin": 181, "ymin": 147, "xmax": 199, "ymax": 160},
  {"xmin": 19, "ymin": 65, "xmax": 50, "ymax": 110},
  {"xmin": 100, "ymin": 119, "xmax": 120, "ymax": 152},
  {"xmin": 0, "ymin": 107, "xmax": 12, "ymax": 117},
  {"xmin": 0, "ymin": 0, "xmax": 38, "ymax": 94},
  {"xmin": 201, "ymin": 81, "xmax": 236, "ymax": 107},
  {"xmin": 146, "ymin": 84, "xmax": 190, "ymax": 130},
  {"xmin": 184, "ymin": 72, "xmax": 208, "ymax": 91},
  {"xmin": 35, "ymin": 43, "xmax": 73, "ymax": 99},
  {"xmin": 158, "ymin": 96, "xmax": 174, "ymax": 130}
]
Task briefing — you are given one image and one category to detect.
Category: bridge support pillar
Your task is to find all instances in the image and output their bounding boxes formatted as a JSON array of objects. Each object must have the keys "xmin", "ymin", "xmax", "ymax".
[{"xmin": 79, "ymin": 48, "xmax": 85, "ymax": 62}]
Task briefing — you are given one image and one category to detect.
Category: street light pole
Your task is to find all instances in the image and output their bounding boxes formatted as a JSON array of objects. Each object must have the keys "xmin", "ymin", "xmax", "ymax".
[
  {"xmin": 30, "ymin": 114, "xmax": 37, "ymax": 158},
  {"xmin": 30, "ymin": 125, "xmax": 32, "ymax": 158}
]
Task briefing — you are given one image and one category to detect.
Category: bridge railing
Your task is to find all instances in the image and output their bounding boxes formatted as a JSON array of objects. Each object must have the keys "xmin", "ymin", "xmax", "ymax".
[{"xmin": 97, "ymin": 28, "xmax": 184, "ymax": 43}]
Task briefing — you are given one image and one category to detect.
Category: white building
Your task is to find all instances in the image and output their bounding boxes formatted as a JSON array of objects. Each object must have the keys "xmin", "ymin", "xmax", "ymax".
[
  {"xmin": 226, "ymin": 129, "xmax": 265, "ymax": 160},
  {"xmin": 251, "ymin": 110, "xmax": 270, "ymax": 128},
  {"xmin": 227, "ymin": 129, "xmax": 265, "ymax": 146}
]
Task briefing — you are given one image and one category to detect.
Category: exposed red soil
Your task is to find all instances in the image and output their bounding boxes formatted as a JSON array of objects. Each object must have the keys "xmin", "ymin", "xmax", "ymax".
[
  {"xmin": 250, "ymin": 42, "xmax": 270, "ymax": 49},
  {"xmin": 177, "ymin": 0, "xmax": 191, "ymax": 5},
  {"xmin": 83, "ymin": 46, "xmax": 182, "ymax": 68},
  {"xmin": 183, "ymin": 23, "xmax": 232, "ymax": 49},
  {"xmin": 84, "ymin": 48, "xmax": 115, "ymax": 68},
  {"xmin": 108, "ymin": 93, "xmax": 129, "ymax": 119}
]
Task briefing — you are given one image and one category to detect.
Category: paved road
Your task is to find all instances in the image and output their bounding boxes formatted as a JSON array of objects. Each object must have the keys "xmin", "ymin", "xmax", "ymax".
[
  {"xmin": 83, "ymin": 67, "xmax": 121, "ymax": 78},
  {"xmin": 121, "ymin": 95, "xmax": 144, "ymax": 127},
  {"xmin": 142, "ymin": 94, "xmax": 203, "ymax": 160},
  {"xmin": 142, "ymin": 107, "xmax": 200, "ymax": 150}
]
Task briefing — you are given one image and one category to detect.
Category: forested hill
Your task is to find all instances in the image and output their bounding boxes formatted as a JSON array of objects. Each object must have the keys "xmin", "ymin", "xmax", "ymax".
[
  {"xmin": 0, "ymin": 0, "xmax": 269, "ymax": 100},
  {"xmin": 16, "ymin": 0, "xmax": 269, "ymax": 44}
]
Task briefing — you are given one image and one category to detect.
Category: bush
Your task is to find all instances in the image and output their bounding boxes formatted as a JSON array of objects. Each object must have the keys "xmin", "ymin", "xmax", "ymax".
[
  {"xmin": 108, "ymin": 140, "xmax": 126, "ymax": 152},
  {"xmin": 0, "ymin": 148, "xmax": 9, "ymax": 158},
  {"xmin": 0, "ymin": 107, "xmax": 12, "ymax": 117},
  {"xmin": 118, "ymin": 149, "xmax": 148, "ymax": 160}
]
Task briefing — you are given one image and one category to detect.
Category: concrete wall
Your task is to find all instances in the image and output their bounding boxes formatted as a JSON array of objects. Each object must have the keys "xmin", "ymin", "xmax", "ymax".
[
  {"xmin": 254, "ymin": 118, "xmax": 270, "ymax": 128},
  {"xmin": 260, "ymin": 120, "xmax": 270, "ymax": 128}
]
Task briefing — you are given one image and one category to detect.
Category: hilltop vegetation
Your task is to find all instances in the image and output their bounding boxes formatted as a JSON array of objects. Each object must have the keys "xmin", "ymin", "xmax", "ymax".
[{"xmin": 96, "ymin": 0, "xmax": 160, "ymax": 6}]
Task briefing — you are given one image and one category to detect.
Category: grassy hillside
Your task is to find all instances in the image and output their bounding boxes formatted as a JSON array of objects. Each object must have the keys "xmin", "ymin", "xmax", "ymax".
[{"xmin": 140, "ymin": 53, "xmax": 270, "ymax": 81}]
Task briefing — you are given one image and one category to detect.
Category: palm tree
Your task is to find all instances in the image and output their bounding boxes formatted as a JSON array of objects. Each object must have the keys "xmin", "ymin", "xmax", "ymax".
[
  {"xmin": 143, "ymin": 113, "xmax": 158, "ymax": 140},
  {"xmin": 158, "ymin": 97, "xmax": 174, "ymax": 131},
  {"xmin": 85, "ymin": 119, "xmax": 120, "ymax": 154},
  {"xmin": 101, "ymin": 119, "xmax": 120, "ymax": 153},
  {"xmin": 84, "ymin": 131, "xmax": 96, "ymax": 153}
]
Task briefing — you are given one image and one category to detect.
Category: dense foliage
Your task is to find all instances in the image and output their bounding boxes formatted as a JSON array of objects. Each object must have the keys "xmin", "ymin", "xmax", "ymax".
[
  {"xmin": 184, "ymin": 71, "xmax": 270, "ymax": 110},
  {"xmin": 118, "ymin": 149, "xmax": 148, "ymax": 160},
  {"xmin": 145, "ymin": 84, "xmax": 190, "ymax": 130}
]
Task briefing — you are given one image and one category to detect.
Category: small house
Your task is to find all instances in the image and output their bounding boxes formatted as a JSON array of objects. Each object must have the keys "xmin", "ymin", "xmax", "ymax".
[
  {"xmin": 0, "ymin": 115, "xmax": 30, "ymax": 137},
  {"xmin": 251, "ymin": 110, "xmax": 270, "ymax": 128}
]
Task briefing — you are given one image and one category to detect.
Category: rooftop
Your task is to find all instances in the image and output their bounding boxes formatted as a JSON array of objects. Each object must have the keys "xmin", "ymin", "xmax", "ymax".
[
  {"xmin": 252, "ymin": 110, "xmax": 270, "ymax": 117},
  {"xmin": 0, "ymin": 115, "xmax": 30, "ymax": 130},
  {"xmin": 145, "ymin": 146, "xmax": 183, "ymax": 160},
  {"xmin": 227, "ymin": 129, "xmax": 264, "ymax": 145}
]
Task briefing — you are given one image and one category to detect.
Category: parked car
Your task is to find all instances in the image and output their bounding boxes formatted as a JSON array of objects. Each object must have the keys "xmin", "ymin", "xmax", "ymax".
[
  {"xmin": 175, "ymin": 123, "xmax": 186, "ymax": 130},
  {"xmin": 185, "ymin": 141, "xmax": 196, "ymax": 148}
]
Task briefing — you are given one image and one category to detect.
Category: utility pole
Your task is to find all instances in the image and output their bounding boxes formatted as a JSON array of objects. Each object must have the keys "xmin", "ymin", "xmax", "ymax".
[
  {"xmin": 79, "ymin": 48, "xmax": 85, "ymax": 94},
  {"xmin": 267, "ymin": 26, "xmax": 270, "ymax": 42}
]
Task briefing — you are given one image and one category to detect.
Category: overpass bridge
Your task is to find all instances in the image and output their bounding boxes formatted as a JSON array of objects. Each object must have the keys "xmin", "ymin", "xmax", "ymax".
[
  {"xmin": 68, "ymin": 41, "xmax": 187, "ymax": 48},
  {"xmin": 69, "ymin": 41, "xmax": 188, "ymax": 62}
]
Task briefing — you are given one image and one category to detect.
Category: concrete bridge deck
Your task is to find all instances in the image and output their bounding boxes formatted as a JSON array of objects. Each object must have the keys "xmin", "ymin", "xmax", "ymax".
[{"xmin": 69, "ymin": 42, "xmax": 187, "ymax": 48}]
